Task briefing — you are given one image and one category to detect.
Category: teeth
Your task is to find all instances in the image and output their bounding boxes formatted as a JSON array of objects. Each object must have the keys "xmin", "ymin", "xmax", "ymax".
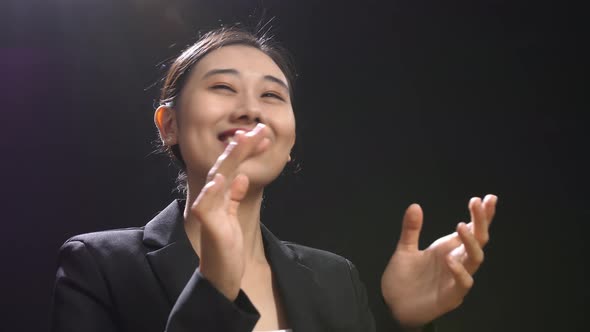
[{"xmin": 227, "ymin": 136, "xmax": 235, "ymax": 144}]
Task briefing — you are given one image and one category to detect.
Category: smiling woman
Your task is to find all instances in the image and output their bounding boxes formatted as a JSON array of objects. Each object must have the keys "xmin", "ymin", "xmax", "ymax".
[
  {"xmin": 156, "ymin": 29, "xmax": 297, "ymax": 195},
  {"xmin": 50, "ymin": 26, "xmax": 498, "ymax": 332},
  {"xmin": 157, "ymin": 43, "xmax": 296, "ymax": 195}
]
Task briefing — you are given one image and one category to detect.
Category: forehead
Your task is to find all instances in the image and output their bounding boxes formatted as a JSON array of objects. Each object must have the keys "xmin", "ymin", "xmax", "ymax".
[{"xmin": 192, "ymin": 45, "xmax": 287, "ymax": 83}]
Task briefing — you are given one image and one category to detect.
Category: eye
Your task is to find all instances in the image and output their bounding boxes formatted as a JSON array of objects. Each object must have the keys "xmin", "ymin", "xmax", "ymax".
[
  {"xmin": 210, "ymin": 84, "xmax": 236, "ymax": 92},
  {"xmin": 261, "ymin": 91, "xmax": 285, "ymax": 101}
]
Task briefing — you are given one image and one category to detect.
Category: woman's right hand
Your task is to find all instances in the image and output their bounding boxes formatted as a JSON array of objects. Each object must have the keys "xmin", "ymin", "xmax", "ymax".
[{"xmin": 188, "ymin": 123, "xmax": 270, "ymax": 301}]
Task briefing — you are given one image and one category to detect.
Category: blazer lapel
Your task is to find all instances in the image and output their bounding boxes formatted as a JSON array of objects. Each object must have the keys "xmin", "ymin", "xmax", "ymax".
[
  {"xmin": 142, "ymin": 201, "xmax": 331, "ymax": 331},
  {"xmin": 143, "ymin": 200, "xmax": 199, "ymax": 306},
  {"xmin": 262, "ymin": 224, "xmax": 328, "ymax": 332}
]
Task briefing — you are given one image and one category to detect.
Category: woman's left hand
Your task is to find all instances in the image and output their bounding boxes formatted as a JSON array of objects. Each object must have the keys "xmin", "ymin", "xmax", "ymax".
[{"xmin": 381, "ymin": 194, "xmax": 498, "ymax": 328}]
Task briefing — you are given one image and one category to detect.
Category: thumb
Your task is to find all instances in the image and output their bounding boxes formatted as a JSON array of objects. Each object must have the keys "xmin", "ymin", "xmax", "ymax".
[
  {"xmin": 396, "ymin": 203, "xmax": 423, "ymax": 251},
  {"xmin": 227, "ymin": 174, "xmax": 249, "ymax": 217}
]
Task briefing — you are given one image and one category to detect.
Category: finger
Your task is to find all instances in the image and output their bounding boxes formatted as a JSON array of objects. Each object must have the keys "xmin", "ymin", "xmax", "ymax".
[
  {"xmin": 469, "ymin": 197, "xmax": 489, "ymax": 247},
  {"xmin": 207, "ymin": 123, "xmax": 269, "ymax": 182},
  {"xmin": 446, "ymin": 255, "xmax": 474, "ymax": 301},
  {"xmin": 227, "ymin": 174, "xmax": 249, "ymax": 217},
  {"xmin": 253, "ymin": 136, "xmax": 271, "ymax": 155},
  {"xmin": 429, "ymin": 231, "xmax": 461, "ymax": 252},
  {"xmin": 482, "ymin": 194, "xmax": 498, "ymax": 226},
  {"xmin": 396, "ymin": 204, "xmax": 423, "ymax": 251},
  {"xmin": 457, "ymin": 222, "xmax": 484, "ymax": 275},
  {"xmin": 191, "ymin": 173, "xmax": 226, "ymax": 225},
  {"xmin": 237, "ymin": 126, "xmax": 271, "ymax": 159}
]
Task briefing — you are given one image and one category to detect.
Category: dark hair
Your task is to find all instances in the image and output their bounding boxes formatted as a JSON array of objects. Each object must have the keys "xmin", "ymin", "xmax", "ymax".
[{"xmin": 157, "ymin": 26, "xmax": 297, "ymax": 194}]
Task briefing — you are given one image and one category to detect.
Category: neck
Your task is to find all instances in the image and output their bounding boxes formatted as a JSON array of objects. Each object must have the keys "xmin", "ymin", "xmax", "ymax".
[{"xmin": 183, "ymin": 177, "xmax": 267, "ymax": 265}]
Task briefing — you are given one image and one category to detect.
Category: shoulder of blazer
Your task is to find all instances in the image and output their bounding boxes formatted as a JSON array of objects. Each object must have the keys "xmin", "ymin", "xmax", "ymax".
[
  {"xmin": 61, "ymin": 198, "xmax": 184, "ymax": 254},
  {"xmin": 281, "ymin": 241, "xmax": 349, "ymax": 265},
  {"xmin": 62, "ymin": 226, "xmax": 147, "ymax": 262},
  {"xmin": 279, "ymin": 241, "xmax": 355, "ymax": 282}
]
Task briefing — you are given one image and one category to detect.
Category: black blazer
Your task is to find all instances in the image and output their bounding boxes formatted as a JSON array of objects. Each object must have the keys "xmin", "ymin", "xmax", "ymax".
[{"xmin": 50, "ymin": 200, "xmax": 378, "ymax": 332}]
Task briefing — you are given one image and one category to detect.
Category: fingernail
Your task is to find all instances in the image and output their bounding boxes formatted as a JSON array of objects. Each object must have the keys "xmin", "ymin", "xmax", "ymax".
[
  {"xmin": 246, "ymin": 123, "xmax": 265, "ymax": 137},
  {"xmin": 253, "ymin": 123, "xmax": 266, "ymax": 133},
  {"xmin": 204, "ymin": 180, "xmax": 216, "ymax": 190}
]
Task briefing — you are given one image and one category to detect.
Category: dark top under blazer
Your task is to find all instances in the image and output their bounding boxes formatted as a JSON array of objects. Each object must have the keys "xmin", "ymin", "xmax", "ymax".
[{"xmin": 50, "ymin": 200, "xmax": 378, "ymax": 332}]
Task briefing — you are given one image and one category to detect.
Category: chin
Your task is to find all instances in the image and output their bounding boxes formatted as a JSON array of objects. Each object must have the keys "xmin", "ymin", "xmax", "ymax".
[{"xmin": 237, "ymin": 160, "xmax": 286, "ymax": 189}]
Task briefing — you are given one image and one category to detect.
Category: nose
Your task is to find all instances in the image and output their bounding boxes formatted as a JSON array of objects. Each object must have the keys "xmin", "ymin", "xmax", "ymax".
[{"xmin": 230, "ymin": 91, "xmax": 263, "ymax": 124}]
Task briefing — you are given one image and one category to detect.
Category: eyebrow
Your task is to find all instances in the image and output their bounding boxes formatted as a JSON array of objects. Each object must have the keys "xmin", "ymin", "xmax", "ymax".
[{"xmin": 203, "ymin": 68, "xmax": 289, "ymax": 92}]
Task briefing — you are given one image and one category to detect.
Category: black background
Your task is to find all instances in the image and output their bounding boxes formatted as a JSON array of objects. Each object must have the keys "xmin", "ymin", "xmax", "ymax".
[{"xmin": 2, "ymin": 0, "xmax": 587, "ymax": 331}]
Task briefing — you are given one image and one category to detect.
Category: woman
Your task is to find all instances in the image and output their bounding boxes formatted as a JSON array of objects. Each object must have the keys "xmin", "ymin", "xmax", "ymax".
[{"xmin": 51, "ymin": 27, "xmax": 497, "ymax": 332}]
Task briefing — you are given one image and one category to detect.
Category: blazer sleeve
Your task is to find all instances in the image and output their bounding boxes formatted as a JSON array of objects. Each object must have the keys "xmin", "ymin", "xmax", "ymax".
[
  {"xmin": 347, "ymin": 259, "xmax": 377, "ymax": 332},
  {"xmin": 51, "ymin": 240, "xmax": 119, "ymax": 332},
  {"xmin": 51, "ymin": 240, "xmax": 260, "ymax": 332},
  {"xmin": 166, "ymin": 268, "xmax": 260, "ymax": 331}
]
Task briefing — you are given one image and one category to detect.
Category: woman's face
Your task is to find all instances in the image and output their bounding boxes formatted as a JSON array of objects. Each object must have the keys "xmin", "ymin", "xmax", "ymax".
[{"xmin": 174, "ymin": 45, "xmax": 295, "ymax": 187}]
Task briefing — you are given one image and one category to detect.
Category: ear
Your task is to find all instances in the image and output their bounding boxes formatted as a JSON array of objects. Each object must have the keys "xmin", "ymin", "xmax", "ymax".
[{"xmin": 154, "ymin": 105, "xmax": 178, "ymax": 146}]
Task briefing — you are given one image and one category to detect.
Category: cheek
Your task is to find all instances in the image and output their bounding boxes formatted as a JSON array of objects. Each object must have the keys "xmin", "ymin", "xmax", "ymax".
[
  {"xmin": 280, "ymin": 113, "xmax": 296, "ymax": 147},
  {"xmin": 178, "ymin": 96, "xmax": 225, "ymax": 139},
  {"xmin": 175, "ymin": 100, "xmax": 222, "ymax": 168},
  {"xmin": 182, "ymin": 95, "xmax": 223, "ymax": 125}
]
